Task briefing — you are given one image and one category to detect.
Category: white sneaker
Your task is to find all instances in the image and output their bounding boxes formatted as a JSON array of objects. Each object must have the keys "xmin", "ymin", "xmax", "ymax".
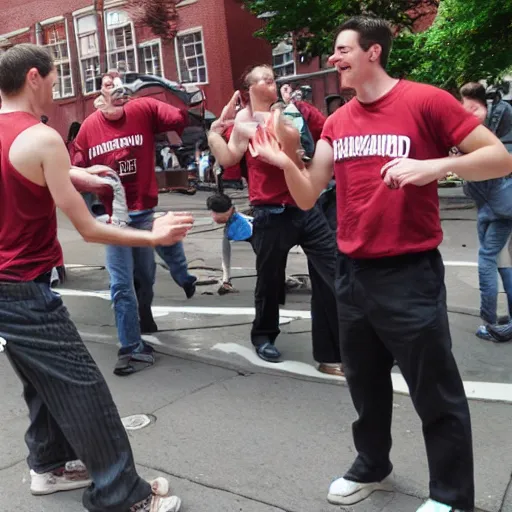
[
  {"xmin": 130, "ymin": 477, "xmax": 182, "ymax": 512},
  {"xmin": 417, "ymin": 499, "xmax": 465, "ymax": 512},
  {"xmin": 30, "ymin": 460, "xmax": 91, "ymax": 495},
  {"xmin": 327, "ymin": 475, "xmax": 393, "ymax": 505}
]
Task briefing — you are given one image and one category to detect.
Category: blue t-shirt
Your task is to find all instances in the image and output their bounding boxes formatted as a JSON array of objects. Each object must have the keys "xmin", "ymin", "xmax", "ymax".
[{"xmin": 225, "ymin": 212, "xmax": 253, "ymax": 241}]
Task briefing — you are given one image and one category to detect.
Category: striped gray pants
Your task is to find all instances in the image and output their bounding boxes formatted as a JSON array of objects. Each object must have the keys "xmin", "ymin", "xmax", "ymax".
[{"xmin": 0, "ymin": 281, "xmax": 151, "ymax": 511}]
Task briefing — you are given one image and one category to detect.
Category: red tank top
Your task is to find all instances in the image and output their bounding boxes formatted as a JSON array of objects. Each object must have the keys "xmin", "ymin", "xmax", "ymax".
[{"xmin": 0, "ymin": 112, "xmax": 63, "ymax": 281}]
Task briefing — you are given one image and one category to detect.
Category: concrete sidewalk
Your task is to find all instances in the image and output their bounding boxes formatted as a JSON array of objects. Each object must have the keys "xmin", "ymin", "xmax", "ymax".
[
  {"xmin": 4, "ymin": 189, "xmax": 508, "ymax": 512},
  {"xmin": 1, "ymin": 342, "xmax": 511, "ymax": 512}
]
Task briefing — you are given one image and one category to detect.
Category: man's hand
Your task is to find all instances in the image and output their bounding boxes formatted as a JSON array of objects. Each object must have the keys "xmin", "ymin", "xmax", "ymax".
[
  {"xmin": 250, "ymin": 125, "xmax": 291, "ymax": 169},
  {"xmin": 80, "ymin": 164, "xmax": 116, "ymax": 175},
  {"xmin": 210, "ymin": 91, "xmax": 240, "ymax": 135},
  {"xmin": 380, "ymin": 158, "xmax": 445, "ymax": 188},
  {"xmin": 152, "ymin": 212, "xmax": 194, "ymax": 246}
]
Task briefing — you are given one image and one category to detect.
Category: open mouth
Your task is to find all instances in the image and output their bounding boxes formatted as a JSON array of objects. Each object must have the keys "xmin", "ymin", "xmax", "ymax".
[{"xmin": 339, "ymin": 66, "xmax": 350, "ymax": 71}]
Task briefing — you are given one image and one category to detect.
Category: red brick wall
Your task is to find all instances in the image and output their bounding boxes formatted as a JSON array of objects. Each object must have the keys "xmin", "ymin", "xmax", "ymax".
[
  {"xmin": 175, "ymin": 0, "xmax": 233, "ymax": 116},
  {"xmin": 223, "ymin": 0, "xmax": 272, "ymax": 91},
  {"xmin": 0, "ymin": 0, "xmax": 93, "ymax": 34}
]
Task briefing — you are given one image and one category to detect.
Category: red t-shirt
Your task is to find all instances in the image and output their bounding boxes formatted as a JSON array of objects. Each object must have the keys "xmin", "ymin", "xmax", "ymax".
[
  {"xmin": 321, "ymin": 80, "xmax": 480, "ymax": 258},
  {"xmin": 73, "ymin": 97, "xmax": 187, "ymax": 211},
  {"xmin": 0, "ymin": 112, "xmax": 63, "ymax": 281}
]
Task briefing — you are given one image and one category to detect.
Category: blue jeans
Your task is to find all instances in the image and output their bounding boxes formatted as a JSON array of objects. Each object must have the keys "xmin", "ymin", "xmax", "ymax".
[
  {"xmin": 477, "ymin": 218, "xmax": 512, "ymax": 323},
  {"xmin": 106, "ymin": 210, "xmax": 155, "ymax": 350},
  {"xmin": 0, "ymin": 281, "xmax": 151, "ymax": 511},
  {"xmin": 156, "ymin": 242, "xmax": 195, "ymax": 288}
]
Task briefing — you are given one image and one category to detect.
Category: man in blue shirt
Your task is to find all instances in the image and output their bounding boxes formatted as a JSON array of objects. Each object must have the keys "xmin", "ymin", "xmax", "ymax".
[{"xmin": 206, "ymin": 193, "xmax": 256, "ymax": 293}]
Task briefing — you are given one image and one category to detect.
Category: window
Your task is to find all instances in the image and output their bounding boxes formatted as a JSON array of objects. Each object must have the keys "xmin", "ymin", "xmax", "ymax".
[
  {"xmin": 105, "ymin": 9, "xmax": 137, "ymax": 73},
  {"xmin": 138, "ymin": 40, "xmax": 163, "ymax": 76},
  {"xmin": 41, "ymin": 22, "xmax": 73, "ymax": 99},
  {"xmin": 176, "ymin": 29, "xmax": 207, "ymax": 84},
  {"xmin": 75, "ymin": 14, "xmax": 101, "ymax": 94},
  {"xmin": 272, "ymin": 41, "xmax": 295, "ymax": 78}
]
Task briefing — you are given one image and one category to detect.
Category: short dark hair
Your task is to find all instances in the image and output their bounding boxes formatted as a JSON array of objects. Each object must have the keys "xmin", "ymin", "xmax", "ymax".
[
  {"xmin": 206, "ymin": 193, "xmax": 233, "ymax": 213},
  {"xmin": 0, "ymin": 44, "xmax": 54, "ymax": 95},
  {"xmin": 335, "ymin": 16, "xmax": 393, "ymax": 69},
  {"xmin": 460, "ymin": 82, "xmax": 487, "ymax": 107}
]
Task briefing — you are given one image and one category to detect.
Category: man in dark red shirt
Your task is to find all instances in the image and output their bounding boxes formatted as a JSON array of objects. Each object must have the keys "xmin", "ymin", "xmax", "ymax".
[
  {"xmin": 251, "ymin": 16, "xmax": 512, "ymax": 512},
  {"xmin": 73, "ymin": 73, "xmax": 197, "ymax": 376},
  {"xmin": 0, "ymin": 44, "xmax": 192, "ymax": 511},
  {"xmin": 208, "ymin": 67, "xmax": 341, "ymax": 376}
]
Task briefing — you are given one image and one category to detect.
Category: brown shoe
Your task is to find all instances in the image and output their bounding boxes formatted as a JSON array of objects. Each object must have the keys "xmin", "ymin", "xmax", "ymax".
[{"xmin": 318, "ymin": 363, "xmax": 344, "ymax": 377}]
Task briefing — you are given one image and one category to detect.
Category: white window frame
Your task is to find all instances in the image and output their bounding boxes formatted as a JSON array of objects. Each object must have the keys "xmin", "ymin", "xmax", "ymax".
[
  {"xmin": 174, "ymin": 26, "xmax": 208, "ymax": 85},
  {"xmin": 138, "ymin": 38, "xmax": 164, "ymax": 77},
  {"xmin": 272, "ymin": 40, "xmax": 296, "ymax": 78},
  {"xmin": 104, "ymin": 7, "xmax": 138, "ymax": 73},
  {"xmin": 40, "ymin": 17, "xmax": 75, "ymax": 99},
  {"xmin": 73, "ymin": 12, "xmax": 101, "ymax": 95}
]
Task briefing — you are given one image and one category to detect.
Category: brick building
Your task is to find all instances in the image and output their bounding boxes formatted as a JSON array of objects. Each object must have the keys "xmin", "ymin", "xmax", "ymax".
[
  {"xmin": 0, "ymin": 1, "xmax": 439, "ymax": 138},
  {"xmin": 0, "ymin": 0, "xmax": 273, "ymax": 138}
]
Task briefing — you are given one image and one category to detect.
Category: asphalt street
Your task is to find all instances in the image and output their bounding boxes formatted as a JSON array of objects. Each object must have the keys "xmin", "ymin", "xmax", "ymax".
[{"xmin": 1, "ymin": 190, "xmax": 511, "ymax": 512}]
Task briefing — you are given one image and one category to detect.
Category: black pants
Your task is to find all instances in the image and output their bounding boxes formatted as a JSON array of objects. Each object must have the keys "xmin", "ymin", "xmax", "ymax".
[
  {"xmin": 309, "ymin": 187, "xmax": 340, "ymax": 363},
  {"xmin": 336, "ymin": 250, "xmax": 474, "ymax": 510},
  {"xmin": 0, "ymin": 281, "xmax": 151, "ymax": 512},
  {"xmin": 251, "ymin": 204, "xmax": 340, "ymax": 363}
]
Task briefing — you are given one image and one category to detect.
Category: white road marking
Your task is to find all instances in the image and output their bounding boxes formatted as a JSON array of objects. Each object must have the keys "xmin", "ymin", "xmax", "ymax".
[
  {"xmin": 58, "ymin": 289, "xmax": 311, "ymax": 319},
  {"xmin": 444, "ymin": 261, "xmax": 478, "ymax": 267},
  {"xmin": 141, "ymin": 335, "xmax": 164, "ymax": 345},
  {"xmin": 212, "ymin": 343, "xmax": 512, "ymax": 404},
  {"xmin": 64, "ymin": 268, "xmax": 512, "ymax": 404}
]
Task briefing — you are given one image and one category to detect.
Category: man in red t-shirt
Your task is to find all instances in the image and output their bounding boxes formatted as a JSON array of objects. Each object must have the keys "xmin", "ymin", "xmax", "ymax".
[
  {"xmin": 207, "ymin": 66, "xmax": 341, "ymax": 377},
  {"xmin": 250, "ymin": 16, "xmax": 512, "ymax": 512},
  {"xmin": 0, "ymin": 44, "xmax": 192, "ymax": 511},
  {"xmin": 73, "ymin": 73, "xmax": 197, "ymax": 375}
]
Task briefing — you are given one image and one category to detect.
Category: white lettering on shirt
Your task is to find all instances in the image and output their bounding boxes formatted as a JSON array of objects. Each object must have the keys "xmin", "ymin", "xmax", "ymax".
[
  {"xmin": 88, "ymin": 134, "xmax": 144, "ymax": 161},
  {"xmin": 118, "ymin": 158, "xmax": 137, "ymax": 176},
  {"xmin": 331, "ymin": 134, "xmax": 412, "ymax": 162}
]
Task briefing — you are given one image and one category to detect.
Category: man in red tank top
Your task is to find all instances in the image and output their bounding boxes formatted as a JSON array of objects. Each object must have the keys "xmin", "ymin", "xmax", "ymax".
[
  {"xmin": 0, "ymin": 44, "xmax": 192, "ymax": 512},
  {"xmin": 208, "ymin": 66, "xmax": 341, "ymax": 376},
  {"xmin": 250, "ymin": 16, "xmax": 512, "ymax": 512}
]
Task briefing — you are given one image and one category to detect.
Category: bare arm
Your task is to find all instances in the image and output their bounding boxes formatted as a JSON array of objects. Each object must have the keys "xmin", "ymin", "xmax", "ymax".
[
  {"xmin": 383, "ymin": 125, "xmax": 512, "ymax": 187},
  {"xmin": 444, "ymin": 125, "xmax": 512, "ymax": 180},
  {"xmin": 221, "ymin": 234, "xmax": 232, "ymax": 283},
  {"xmin": 207, "ymin": 92, "xmax": 249, "ymax": 167},
  {"xmin": 69, "ymin": 166, "xmax": 114, "ymax": 194},
  {"xmin": 280, "ymin": 140, "xmax": 334, "ymax": 210},
  {"xmin": 40, "ymin": 130, "xmax": 192, "ymax": 246},
  {"xmin": 208, "ymin": 130, "xmax": 246, "ymax": 168}
]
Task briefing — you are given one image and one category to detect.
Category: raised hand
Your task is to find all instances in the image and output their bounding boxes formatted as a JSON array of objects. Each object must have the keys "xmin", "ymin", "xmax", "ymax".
[
  {"xmin": 152, "ymin": 212, "xmax": 194, "ymax": 246},
  {"xmin": 381, "ymin": 158, "xmax": 445, "ymax": 188},
  {"xmin": 249, "ymin": 124, "xmax": 290, "ymax": 169},
  {"xmin": 210, "ymin": 91, "xmax": 241, "ymax": 135}
]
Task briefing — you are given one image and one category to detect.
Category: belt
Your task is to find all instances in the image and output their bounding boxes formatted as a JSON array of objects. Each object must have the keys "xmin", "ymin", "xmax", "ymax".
[{"xmin": 34, "ymin": 271, "xmax": 52, "ymax": 285}]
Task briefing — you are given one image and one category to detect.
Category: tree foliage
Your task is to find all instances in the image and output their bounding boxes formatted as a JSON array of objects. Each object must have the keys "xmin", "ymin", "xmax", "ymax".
[
  {"xmin": 243, "ymin": 0, "xmax": 512, "ymax": 90},
  {"xmin": 405, "ymin": 0, "xmax": 512, "ymax": 90},
  {"xmin": 244, "ymin": 0, "xmax": 437, "ymax": 59}
]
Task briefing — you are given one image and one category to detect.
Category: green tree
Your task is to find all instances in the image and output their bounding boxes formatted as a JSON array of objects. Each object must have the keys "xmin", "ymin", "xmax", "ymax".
[
  {"xmin": 243, "ymin": 0, "xmax": 437, "ymax": 60},
  {"xmin": 244, "ymin": 0, "xmax": 512, "ymax": 90},
  {"xmin": 406, "ymin": 0, "xmax": 512, "ymax": 90}
]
